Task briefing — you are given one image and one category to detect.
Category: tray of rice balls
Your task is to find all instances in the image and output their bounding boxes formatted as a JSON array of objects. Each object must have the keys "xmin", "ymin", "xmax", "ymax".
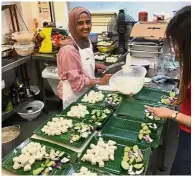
[
  {"xmin": 77, "ymin": 136, "xmax": 151, "ymax": 175},
  {"xmin": 2, "ymin": 138, "xmax": 77, "ymax": 175},
  {"xmin": 34, "ymin": 114, "xmax": 95, "ymax": 147},
  {"xmin": 101, "ymin": 115, "xmax": 163, "ymax": 148},
  {"xmin": 59, "ymin": 102, "xmax": 113, "ymax": 129},
  {"xmin": 76, "ymin": 87, "xmax": 123, "ymax": 109},
  {"xmin": 115, "ymin": 99, "xmax": 166, "ymax": 124}
]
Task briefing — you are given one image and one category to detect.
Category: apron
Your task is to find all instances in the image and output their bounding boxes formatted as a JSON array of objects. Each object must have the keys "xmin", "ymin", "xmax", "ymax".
[{"xmin": 62, "ymin": 35, "xmax": 95, "ymax": 109}]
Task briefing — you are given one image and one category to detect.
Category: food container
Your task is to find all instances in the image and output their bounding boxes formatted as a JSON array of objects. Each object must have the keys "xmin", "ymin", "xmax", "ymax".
[
  {"xmin": 12, "ymin": 31, "xmax": 34, "ymax": 44},
  {"xmin": 97, "ymin": 44, "xmax": 117, "ymax": 53},
  {"xmin": 2, "ymin": 125, "xmax": 20, "ymax": 155},
  {"xmin": 139, "ymin": 11, "xmax": 148, "ymax": 21},
  {"xmin": 2, "ymin": 45, "xmax": 13, "ymax": 58},
  {"xmin": 109, "ymin": 66, "xmax": 147, "ymax": 95},
  {"xmin": 129, "ymin": 49, "xmax": 161, "ymax": 58},
  {"xmin": 131, "ymin": 59, "xmax": 151, "ymax": 72},
  {"xmin": 129, "ymin": 42, "xmax": 162, "ymax": 52},
  {"xmin": 16, "ymin": 100, "xmax": 44, "ymax": 121},
  {"xmin": 14, "ymin": 43, "xmax": 35, "ymax": 56}
]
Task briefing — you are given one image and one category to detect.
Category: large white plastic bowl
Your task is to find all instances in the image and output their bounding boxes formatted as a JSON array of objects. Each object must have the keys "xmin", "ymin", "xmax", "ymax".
[
  {"xmin": 109, "ymin": 66, "xmax": 147, "ymax": 95},
  {"xmin": 16, "ymin": 100, "xmax": 44, "ymax": 121}
]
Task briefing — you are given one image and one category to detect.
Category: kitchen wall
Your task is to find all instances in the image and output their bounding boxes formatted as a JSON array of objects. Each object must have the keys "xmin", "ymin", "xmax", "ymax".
[
  {"xmin": 69, "ymin": 1, "xmax": 191, "ymax": 21},
  {"xmin": 1, "ymin": 1, "xmax": 69, "ymax": 44},
  {"xmin": 1, "ymin": 2, "xmax": 24, "ymax": 43}
]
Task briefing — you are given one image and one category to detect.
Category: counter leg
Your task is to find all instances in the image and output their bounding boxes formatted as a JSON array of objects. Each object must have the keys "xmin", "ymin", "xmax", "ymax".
[
  {"xmin": 35, "ymin": 60, "xmax": 48, "ymax": 113},
  {"xmin": 158, "ymin": 120, "xmax": 170, "ymax": 171}
]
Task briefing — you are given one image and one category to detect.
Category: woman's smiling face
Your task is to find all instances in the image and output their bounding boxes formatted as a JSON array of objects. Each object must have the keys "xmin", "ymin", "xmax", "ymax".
[{"xmin": 76, "ymin": 12, "xmax": 92, "ymax": 38}]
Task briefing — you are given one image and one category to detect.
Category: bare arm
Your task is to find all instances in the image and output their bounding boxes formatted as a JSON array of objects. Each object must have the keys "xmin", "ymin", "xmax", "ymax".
[
  {"xmin": 145, "ymin": 106, "xmax": 191, "ymax": 128},
  {"xmin": 88, "ymin": 74, "xmax": 112, "ymax": 86},
  {"xmin": 173, "ymin": 111, "xmax": 191, "ymax": 128}
]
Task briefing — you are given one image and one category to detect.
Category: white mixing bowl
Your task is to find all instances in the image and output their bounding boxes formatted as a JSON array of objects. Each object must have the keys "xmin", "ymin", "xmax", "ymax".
[{"xmin": 16, "ymin": 100, "xmax": 44, "ymax": 121}]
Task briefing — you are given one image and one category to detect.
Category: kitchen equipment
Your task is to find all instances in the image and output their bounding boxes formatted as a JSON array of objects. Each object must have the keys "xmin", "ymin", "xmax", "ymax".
[
  {"xmin": 2, "ymin": 44, "xmax": 13, "ymax": 58},
  {"xmin": 109, "ymin": 66, "xmax": 147, "ymax": 95},
  {"xmin": 130, "ymin": 22, "xmax": 167, "ymax": 40},
  {"xmin": 107, "ymin": 9, "xmax": 136, "ymax": 54},
  {"xmin": 12, "ymin": 31, "xmax": 34, "ymax": 45},
  {"xmin": 130, "ymin": 59, "xmax": 151, "ymax": 71},
  {"xmin": 139, "ymin": 11, "xmax": 148, "ymax": 21},
  {"xmin": 103, "ymin": 62, "xmax": 125, "ymax": 74},
  {"xmin": 27, "ymin": 85, "xmax": 40, "ymax": 97},
  {"xmin": 129, "ymin": 49, "xmax": 161, "ymax": 58},
  {"xmin": 16, "ymin": 100, "xmax": 44, "ymax": 121},
  {"xmin": 13, "ymin": 42, "xmax": 35, "ymax": 56},
  {"xmin": 42, "ymin": 66, "xmax": 59, "ymax": 95},
  {"xmin": 97, "ymin": 44, "xmax": 117, "ymax": 53},
  {"xmin": 2, "ymin": 125, "xmax": 20, "ymax": 155},
  {"xmin": 2, "ymin": 125, "xmax": 20, "ymax": 144},
  {"xmin": 129, "ymin": 41, "xmax": 161, "ymax": 52}
]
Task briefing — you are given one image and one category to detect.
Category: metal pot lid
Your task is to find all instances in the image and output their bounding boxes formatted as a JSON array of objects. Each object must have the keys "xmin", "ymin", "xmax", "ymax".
[{"xmin": 2, "ymin": 125, "xmax": 20, "ymax": 144}]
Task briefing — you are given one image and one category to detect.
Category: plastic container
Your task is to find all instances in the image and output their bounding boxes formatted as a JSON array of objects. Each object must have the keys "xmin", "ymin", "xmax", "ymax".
[
  {"xmin": 12, "ymin": 31, "xmax": 34, "ymax": 45},
  {"xmin": 109, "ymin": 66, "xmax": 147, "ymax": 95},
  {"xmin": 16, "ymin": 100, "xmax": 44, "ymax": 121},
  {"xmin": 139, "ymin": 11, "xmax": 148, "ymax": 22},
  {"xmin": 42, "ymin": 66, "xmax": 59, "ymax": 95},
  {"xmin": 14, "ymin": 43, "xmax": 35, "ymax": 56}
]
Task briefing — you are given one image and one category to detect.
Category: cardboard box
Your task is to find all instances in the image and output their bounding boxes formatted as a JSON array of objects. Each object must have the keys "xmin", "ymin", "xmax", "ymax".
[{"xmin": 130, "ymin": 22, "xmax": 168, "ymax": 40}]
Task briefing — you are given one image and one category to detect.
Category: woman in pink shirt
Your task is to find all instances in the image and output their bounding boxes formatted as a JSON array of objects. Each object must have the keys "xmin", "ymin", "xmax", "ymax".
[{"xmin": 57, "ymin": 7, "xmax": 112, "ymax": 109}]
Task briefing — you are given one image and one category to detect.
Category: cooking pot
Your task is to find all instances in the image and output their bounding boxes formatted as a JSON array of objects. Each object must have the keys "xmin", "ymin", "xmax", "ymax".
[{"xmin": 2, "ymin": 125, "xmax": 20, "ymax": 157}]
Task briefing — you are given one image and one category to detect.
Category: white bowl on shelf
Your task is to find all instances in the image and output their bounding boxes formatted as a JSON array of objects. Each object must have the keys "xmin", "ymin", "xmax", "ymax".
[{"xmin": 16, "ymin": 100, "xmax": 44, "ymax": 121}]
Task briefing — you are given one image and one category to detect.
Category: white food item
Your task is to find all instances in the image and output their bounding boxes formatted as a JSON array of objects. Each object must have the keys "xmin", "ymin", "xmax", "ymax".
[
  {"xmin": 13, "ymin": 157, "xmax": 19, "ymax": 163},
  {"xmin": 109, "ymin": 154, "xmax": 114, "ymax": 161},
  {"xmin": 72, "ymin": 166, "xmax": 98, "ymax": 176},
  {"xmin": 106, "ymin": 56, "xmax": 118, "ymax": 63},
  {"xmin": 13, "ymin": 162, "xmax": 22, "ymax": 170},
  {"xmin": 82, "ymin": 138, "xmax": 117, "ymax": 167},
  {"xmin": 41, "ymin": 117, "xmax": 73, "ymax": 136},
  {"xmin": 81, "ymin": 90, "xmax": 104, "ymax": 104},
  {"xmin": 94, "ymin": 54, "xmax": 106, "ymax": 60},
  {"xmin": 28, "ymin": 157, "xmax": 35, "ymax": 165},
  {"xmin": 61, "ymin": 157, "xmax": 70, "ymax": 164},
  {"xmin": 99, "ymin": 161, "xmax": 105, "ymax": 167},
  {"xmin": 97, "ymin": 41, "xmax": 113, "ymax": 46},
  {"xmin": 113, "ymin": 76, "xmax": 144, "ymax": 95},
  {"xmin": 67, "ymin": 104, "xmax": 89, "ymax": 118},
  {"xmin": 12, "ymin": 142, "xmax": 49, "ymax": 171},
  {"xmin": 108, "ymin": 140, "xmax": 116, "ymax": 146},
  {"xmin": 24, "ymin": 164, "xmax": 31, "ymax": 172}
]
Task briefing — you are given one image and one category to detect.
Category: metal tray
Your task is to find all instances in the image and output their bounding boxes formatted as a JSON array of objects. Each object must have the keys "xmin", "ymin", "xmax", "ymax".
[
  {"xmin": 129, "ymin": 42, "xmax": 161, "ymax": 52},
  {"xmin": 129, "ymin": 50, "xmax": 161, "ymax": 58}
]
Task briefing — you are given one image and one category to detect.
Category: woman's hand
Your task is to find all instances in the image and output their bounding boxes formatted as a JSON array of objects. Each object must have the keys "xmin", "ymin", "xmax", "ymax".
[
  {"xmin": 99, "ymin": 74, "xmax": 112, "ymax": 85},
  {"xmin": 144, "ymin": 105, "xmax": 174, "ymax": 119},
  {"xmin": 95, "ymin": 63, "xmax": 106, "ymax": 72}
]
